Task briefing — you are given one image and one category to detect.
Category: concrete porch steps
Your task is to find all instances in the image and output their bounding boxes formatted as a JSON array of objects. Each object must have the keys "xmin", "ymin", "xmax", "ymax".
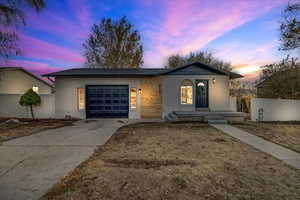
[
  {"xmin": 164, "ymin": 111, "xmax": 246, "ymax": 123},
  {"xmin": 206, "ymin": 115, "xmax": 228, "ymax": 124},
  {"xmin": 164, "ymin": 112, "xmax": 179, "ymax": 122},
  {"xmin": 207, "ymin": 119, "xmax": 228, "ymax": 124}
]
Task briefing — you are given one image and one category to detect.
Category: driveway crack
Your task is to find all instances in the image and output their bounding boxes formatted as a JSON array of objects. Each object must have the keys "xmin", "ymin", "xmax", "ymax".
[{"xmin": 0, "ymin": 159, "xmax": 25, "ymax": 178}]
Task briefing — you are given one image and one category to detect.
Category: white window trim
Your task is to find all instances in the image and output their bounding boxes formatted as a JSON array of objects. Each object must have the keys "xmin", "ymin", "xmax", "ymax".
[
  {"xmin": 77, "ymin": 88, "xmax": 85, "ymax": 110},
  {"xmin": 130, "ymin": 87, "xmax": 137, "ymax": 110},
  {"xmin": 180, "ymin": 80, "xmax": 193, "ymax": 105}
]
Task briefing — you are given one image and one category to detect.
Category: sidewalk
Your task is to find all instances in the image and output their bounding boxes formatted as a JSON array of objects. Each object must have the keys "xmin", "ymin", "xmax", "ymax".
[{"xmin": 211, "ymin": 124, "xmax": 300, "ymax": 169}]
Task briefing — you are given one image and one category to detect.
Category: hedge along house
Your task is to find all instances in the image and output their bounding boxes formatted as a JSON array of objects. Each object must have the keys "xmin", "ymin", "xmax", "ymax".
[{"xmin": 44, "ymin": 62, "xmax": 243, "ymax": 120}]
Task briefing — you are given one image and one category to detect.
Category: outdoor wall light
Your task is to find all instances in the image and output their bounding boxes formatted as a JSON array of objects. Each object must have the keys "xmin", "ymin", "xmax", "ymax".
[
  {"xmin": 32, "ymin": 86, "xmax": 39, "ymax": 93},
  {"xmin": 212, "ymin": 77, "xmax": 216, "ymax": 84}
]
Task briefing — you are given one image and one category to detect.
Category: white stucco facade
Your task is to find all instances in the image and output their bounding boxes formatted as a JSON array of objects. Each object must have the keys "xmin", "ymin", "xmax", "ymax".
[
  {"xmin": 0, "ymin": 68, "xmax": 54, "ymax": 118},
  {"xmin": 0, "ymin": 68, "xmax": 52, "ymax": 94},
  {"xmin": 54, "ymin": 75, "xmax": 231, "ymax": 119},
  {"xmin": 162, "ymin": 75, "xmax": 230, "ymax": 118},
  {"xmin": 0, "ymin": 94, "xmax": 55, "ymax": 118},
  {"xmin": 54, "ymin": 77, "xmax": 142, "ymax": 119}
]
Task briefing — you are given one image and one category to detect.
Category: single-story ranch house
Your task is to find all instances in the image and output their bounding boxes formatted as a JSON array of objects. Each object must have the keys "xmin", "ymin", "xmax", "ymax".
[{"xmin": 43, "ymin": 62, "xmax": 243, "ymax": 120}]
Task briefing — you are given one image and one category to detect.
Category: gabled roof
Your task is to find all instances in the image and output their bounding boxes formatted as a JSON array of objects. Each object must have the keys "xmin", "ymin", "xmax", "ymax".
[
  {"xmin": 162, "ymin": 62, "xmax": 243, "ymax": 79},
  {"xmin": 0, "ymin": 67, "xmax": 54, "ymax": 88},
  {"xmin": 43, "ymin": 62, "xmax": 243, "ymax": 79}
]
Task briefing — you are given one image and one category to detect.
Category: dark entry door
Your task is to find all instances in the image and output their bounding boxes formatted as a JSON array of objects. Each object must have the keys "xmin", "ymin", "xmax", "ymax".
[
  {"xmin": 195, "ymin": 80, "xmax": 209, "ymax": 108},
  {"xmin": 86, "ymin": 85, "xmax": 129, "ymax": 118}
]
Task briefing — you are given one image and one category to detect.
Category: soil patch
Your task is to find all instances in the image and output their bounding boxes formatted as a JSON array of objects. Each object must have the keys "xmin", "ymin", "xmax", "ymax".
[
  {"xmin": 233, "ymin": 121, "xmax": 300, "ymax": 153},
  {"xmin": 0, "ymin": 118, "xmax": 78, "ymax": 143},
  {"xmin": 43, "ymin": 122, "xmax": 300, "ymax": 200}
]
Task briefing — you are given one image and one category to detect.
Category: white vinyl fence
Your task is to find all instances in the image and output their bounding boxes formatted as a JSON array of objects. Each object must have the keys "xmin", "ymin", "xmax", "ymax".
[
  {"xmin": 0, "ymin": 94, "xmax": 55, "ymax": 118},
  {"xmin": 251, "ymin": 98, "xmax": 300, "ymax": 121}
]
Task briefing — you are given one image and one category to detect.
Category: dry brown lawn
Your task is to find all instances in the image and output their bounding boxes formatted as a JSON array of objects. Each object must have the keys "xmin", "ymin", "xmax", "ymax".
[
  {"xmin": 43, "ymin": 122, "xmax": 300, "ymax": 200},
  {"xmin": 0, "ymin": 118, "xmax": 77, "ymax": 143},
  {"xmin": 234, "ymin": 121, "xmax": 300, "ymax": 153}
]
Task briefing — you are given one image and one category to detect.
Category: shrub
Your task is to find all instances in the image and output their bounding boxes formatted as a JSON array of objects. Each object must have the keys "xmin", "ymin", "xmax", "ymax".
[
  {"xmin": 19, "ymin": 88, "xmax": 41, "ymax": 119},
  {"xmin": 237, "ymin": 96, "xmax": 251, "ymax": 113}
]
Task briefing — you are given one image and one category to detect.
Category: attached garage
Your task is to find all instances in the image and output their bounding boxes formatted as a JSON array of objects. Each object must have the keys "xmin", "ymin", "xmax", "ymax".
[{"xmin": 86, "ymin": 85, "xmax": 129, "ymax": 118}]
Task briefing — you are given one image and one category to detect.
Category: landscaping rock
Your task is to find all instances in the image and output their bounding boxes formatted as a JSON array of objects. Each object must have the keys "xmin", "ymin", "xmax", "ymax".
[{"xmin": 1, "ymin": 119, "xmax": 22, "ymax": 125}]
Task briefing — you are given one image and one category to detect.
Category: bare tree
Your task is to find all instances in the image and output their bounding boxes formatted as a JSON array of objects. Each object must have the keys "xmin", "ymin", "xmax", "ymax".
[
  {"xmin": 83, "ymin": 16, "xmax": 144, "ymax": 68},
  {"xmin": 0, "ymin": 0, "xmax": 46, "ymax": 58},
  {"xmin": 257, "ymin": 56, "xmax": 300, "ymax": 99},
  {"xmin": 165, "ymin": 50, "xmax": 231, "ymax": 71},
  {"xmin": 280, "ymin": 1, "xmax": 300, "ymax": 51}
]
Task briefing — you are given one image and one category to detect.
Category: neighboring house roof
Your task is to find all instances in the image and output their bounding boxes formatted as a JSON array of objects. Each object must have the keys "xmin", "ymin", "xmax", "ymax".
[
  {"xmin": 230, "ymin": 88, "xmax": 257, "ymax": 97},
  {"xmin": 0, "ymin": 67, "xmax": 54, "ymax": 88},
  {"xmin": 255, "ymin": 67, "xmax": 300, "ymax": 87},
  {"xmin": 256, "ymin": 67, "xmax": 300, "ymax": 99},
  {"xmin": 43, "ymin": 62, "xmax": 243, "ymax": 79}
]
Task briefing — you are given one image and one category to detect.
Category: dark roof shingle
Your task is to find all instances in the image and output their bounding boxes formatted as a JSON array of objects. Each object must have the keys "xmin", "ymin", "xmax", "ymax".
[
  {"xmin": 43, "ymin": 68, "xmax": 167, "ymax": 77},
  {"xmin": 43, "ymin": 62, "xmax": 243, "ymax": 79}
]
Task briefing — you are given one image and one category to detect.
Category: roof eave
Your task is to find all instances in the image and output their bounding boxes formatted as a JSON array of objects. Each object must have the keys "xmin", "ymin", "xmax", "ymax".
[
  {"xmin": 42, "ymin": 74, "xmax": 162, "ymax": 77},
  {"xmin": 229, "ymin": 73, "xmax": 244, "ymax": 79}
]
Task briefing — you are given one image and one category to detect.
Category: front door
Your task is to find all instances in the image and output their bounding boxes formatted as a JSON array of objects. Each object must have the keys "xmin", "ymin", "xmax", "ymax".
[{"xmin": 196, "ymin": 80, "xmax": 209, "ymax": 108}]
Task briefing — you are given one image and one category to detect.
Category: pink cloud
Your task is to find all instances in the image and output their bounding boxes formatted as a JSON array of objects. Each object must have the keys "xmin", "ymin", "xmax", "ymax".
[
  {"xmin": 144, "ymin": 0, "xmax": 289, "ymax": 67},
  {"xmin": 20, "ymin": 1, "xmax": 93, "ymax": 66},
  {"xmin": 26, "ymin": 0, "xmax": 97, "ymax": 42},
  {"xmin": 215, "ymin": 41, "xmax": 282, "ymax": 81},
  {"xmin": 19, "ymin": 34, "xmax": 85, "ymax": 64},
  {"xmin": 69, "ymin": 0, "xmax": 92, "ymax": 30},
  {"xmin": 27, "ymin": 11, "xmax": 88, "ymax": 40},
  {"xmin": 241, "ymin": 70, "xmax": 262, "ymax": 82},
  {"xmin": 218, "ymin": 41, "xmax": 280, "ymax": 67},
  {"xmin": 0, "ymin": 59, "xmax": 61, "ymax": 75}
]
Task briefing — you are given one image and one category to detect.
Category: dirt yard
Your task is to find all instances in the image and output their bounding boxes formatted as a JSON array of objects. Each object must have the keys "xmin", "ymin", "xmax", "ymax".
[
  {"xmin": 43, "ymin": 122, "xmax": 300, "ymax": 200},
  {"xmin": 0, "ymin": 118, "xmax": 77, "ymax": 143},
  {"xmin": 233, "ymin": 121, "xmax": 300, "ymax": 153}
]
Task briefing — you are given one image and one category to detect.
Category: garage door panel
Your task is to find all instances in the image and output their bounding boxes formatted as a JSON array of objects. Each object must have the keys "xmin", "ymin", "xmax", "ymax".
[{"xmin": 86, "ymin": 85, "xmax": 129, "ymax": 118}]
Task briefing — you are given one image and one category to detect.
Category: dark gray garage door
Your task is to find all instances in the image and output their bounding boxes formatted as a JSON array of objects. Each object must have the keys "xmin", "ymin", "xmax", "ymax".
[{"xmin": 86, "ymin": 85, "xmax": 129, "ymax": 118}]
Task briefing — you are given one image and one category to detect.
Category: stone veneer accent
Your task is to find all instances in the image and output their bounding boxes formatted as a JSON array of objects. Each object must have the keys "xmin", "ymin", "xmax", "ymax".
[{"xmin": 140, "ymin": 77, "xmax": 162, "ymax": 118}]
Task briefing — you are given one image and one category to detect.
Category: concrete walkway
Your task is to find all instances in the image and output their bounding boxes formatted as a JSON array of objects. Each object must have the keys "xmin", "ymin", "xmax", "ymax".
[
  {"xmin": 212, "ymin": 124, "xmax": 300, "ymax": 169},
  {"xmin": 0, "ymin": 119, "xmax": 127, "ymax": 200}
]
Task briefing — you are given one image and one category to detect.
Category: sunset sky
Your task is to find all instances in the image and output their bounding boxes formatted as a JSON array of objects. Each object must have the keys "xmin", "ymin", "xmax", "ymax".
[{"xmin": 1, "ymin": 0, "xmax": 295, "ymax": 81}]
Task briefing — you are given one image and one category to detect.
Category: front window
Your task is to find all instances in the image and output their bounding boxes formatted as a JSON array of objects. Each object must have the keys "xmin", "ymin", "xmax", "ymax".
[
  {"xmin": 130, "ymin": 88, "xmax": 137, "ymax": 109},
  {"xmin": 77, "ymin": 88, "xmax": 85, "ymax": 110},
  {"xmin": 181, "ymin": 80, "xmax": 193, "ymax": 104}
]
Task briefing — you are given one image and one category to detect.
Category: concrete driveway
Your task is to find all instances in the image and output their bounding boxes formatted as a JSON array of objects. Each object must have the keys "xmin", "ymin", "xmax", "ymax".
[{"xmin": 0, "ymin": 119, "xmax": 127, "ymax": 200}]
